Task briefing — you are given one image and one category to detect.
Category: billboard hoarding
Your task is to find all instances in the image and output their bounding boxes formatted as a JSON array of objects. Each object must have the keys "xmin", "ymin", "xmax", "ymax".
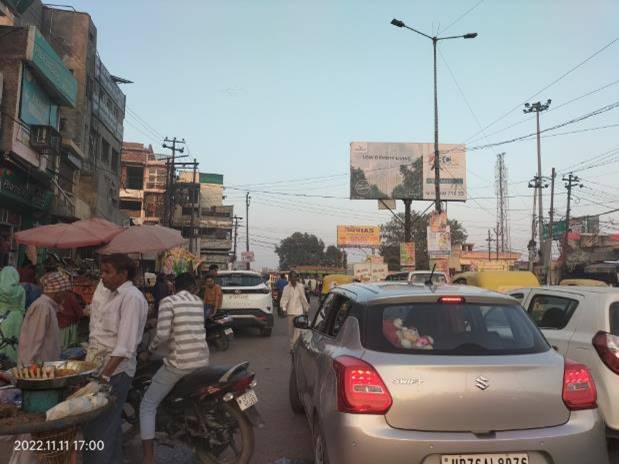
[
  {"xmin": 353, "ymin": 263, "xmax": 389, "ymax": 282},
  {"xmin": 350, "ymin": 142, "xmax": 466, "ymax": 201},
  {"xmin": 241, "ymin": 251, "xmax": 255, "ymax": 262},
  {"xmin": 400, "ymin": 242, "xmax": 415, "ymax": 268},
  {"xmin": 337, "ymin": 225, "xmax": 381, "ymax": 248},
  {"xmin": 427, "ymin": 226, "xmax": 451, "ymax": 257}
]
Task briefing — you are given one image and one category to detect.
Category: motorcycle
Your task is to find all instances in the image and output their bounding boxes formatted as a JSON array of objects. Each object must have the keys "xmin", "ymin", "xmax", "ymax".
[
  {"xmin": 124, "ymin": 357, "xmax": 263, "ymax": 464},
  {"xmin": 205, "ymin": 311, "xmax": 234, "ymax": 351}
]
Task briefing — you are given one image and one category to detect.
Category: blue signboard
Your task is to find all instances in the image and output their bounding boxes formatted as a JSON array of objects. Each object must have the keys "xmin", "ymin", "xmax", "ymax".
[
  {"xmin": 19, "ymin": 66, "xmax": 59, "ymax": 128},
  {"xmin": 27, "ymin": 28, "xmax": 77, "ymax": 108}
]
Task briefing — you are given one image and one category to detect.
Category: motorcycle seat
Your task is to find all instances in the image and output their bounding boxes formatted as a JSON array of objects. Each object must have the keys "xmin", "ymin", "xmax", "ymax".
[{"xmin": 173, "ymin": 362, "xmax": 250, "ymax": 396}]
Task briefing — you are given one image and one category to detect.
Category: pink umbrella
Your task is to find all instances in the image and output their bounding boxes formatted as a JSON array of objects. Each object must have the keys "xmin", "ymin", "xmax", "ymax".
[
  {"xmin": 14, "ymin": 218, "xmax": 123, "ymax": 248},
  {"xmin": 97, "ymin": 224, "xmax": 188, "ymax": 254}
]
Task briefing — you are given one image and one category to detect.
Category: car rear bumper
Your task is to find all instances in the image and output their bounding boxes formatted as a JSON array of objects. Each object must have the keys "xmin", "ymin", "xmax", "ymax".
[
  {"xmin": 324, "ymin": 409, "xmax": 608, "ymax": 464},
  {"xmin": 228, "ymin": 309, "xmax": 274, "ymax": 328}
]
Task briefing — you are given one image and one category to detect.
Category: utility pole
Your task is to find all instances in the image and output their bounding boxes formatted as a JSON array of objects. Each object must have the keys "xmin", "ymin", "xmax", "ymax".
[
  {"xmin": 232, "ymin": 215, "xmax": 242, "ymax": 268},
  {"xmin": 403, "ymin": 199, "xmax": 412, "ymax": 242},
  {"xmin": 495, "ymin": 153, "xmax": 509, "ymax": 252},
  {"xmin": 528, "ymin": 175, "xmax": 548, "ymax": 271},
  {"xmin": 562, "ymin": 173, "xmax": 583, "ymax": 269},
  {"xmin": 523, "ymin": 100, "xmax": 551, "ymax": 266},
  {"xmin": 528, "ymin": 179, "xmax": 538, "ymax": 271},
  {"xmin": 189, "ymin": 158, "xmax": 198, "ymax": 253},
  {"xmin": 162, "ymin": 137, "xmax": 185, "ymax": 226},
  {"xmin": 245, "ymin": 192, "xmax": 251, "ymax": 270},
  {"xmin": 495, "ymin": 225, "xmax": 500, "ymax": 260},
  {"xmin": 486, "ymin": 229, "xmax": 495, "ymax": 262},
  {"xmin": 546, "ymin": 168, "xmax": 556, "ymax": 284}
]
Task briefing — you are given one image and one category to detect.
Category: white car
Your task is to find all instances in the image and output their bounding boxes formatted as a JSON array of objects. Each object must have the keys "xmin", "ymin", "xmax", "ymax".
[
  {"xmin": 384, "ymin": 270, "xmax": 448, "ymax": 284},
  {"xmin": 216, "ymin": 271, "xmax": 274, "ymax": 337},
  {"xmin": 511, "ymin": 286, "xmax": 619, "ymax": 437}
]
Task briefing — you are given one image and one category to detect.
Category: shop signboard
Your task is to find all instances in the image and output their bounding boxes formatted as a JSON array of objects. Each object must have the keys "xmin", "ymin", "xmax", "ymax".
[
  {"xmin": 26, "ymin": 28, "xmax": 77, "ymax": 107},
  {"xmin": 337, "ymin": 225, "xmax": 381, "ymax": 248},
  {"xmin": 350, "ymin": 142, "xmax": 466, "ymax": 201},
  {"xmin": 241, "ymin": 251, "xmax": 255, "ymax": 263},
  {"xmin": 0, "ymin": 165, "xmax": 51, "ymax": 210},
  {"xmin": 20, "ymin": 66, "xmax": 59, "ymax": 128},
  {"xmin": 400, "ymin": 242, "xmax": 415, "ymax": 268}
]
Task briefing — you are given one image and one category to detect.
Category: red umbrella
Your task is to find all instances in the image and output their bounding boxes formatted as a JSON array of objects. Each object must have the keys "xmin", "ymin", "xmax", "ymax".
[
  {"xmin": 14, "ymin": 218, "xmax": 123, "ymax": 249},
  {"xmin": 97, "ymin": 225, "xmax": 188, "ymax": 254}
]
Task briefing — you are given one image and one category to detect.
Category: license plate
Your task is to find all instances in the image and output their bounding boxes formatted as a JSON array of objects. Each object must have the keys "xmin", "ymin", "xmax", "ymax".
[
  {"xmin": 442, "ymin": 454, "xmax": 528, "ymax": 464},
  {"xmin": 224, "ymin": 328, "xmax": 233, "ymax": 335},
  {"xmin": 229, "ymin": 294, "xmax": 248, "ymax": 300},
  {"xmin": 236, "ymin": 389, "xmax": 258, "ymax": 411}
]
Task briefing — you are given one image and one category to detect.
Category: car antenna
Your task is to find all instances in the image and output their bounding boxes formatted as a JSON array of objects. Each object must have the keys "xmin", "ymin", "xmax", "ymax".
[{"xmin": 425, "ymin": 264, "xmax": 437, "ymax": 288}]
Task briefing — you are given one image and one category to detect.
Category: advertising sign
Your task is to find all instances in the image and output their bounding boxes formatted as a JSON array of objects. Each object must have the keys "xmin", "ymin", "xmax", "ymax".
[
  {"xmin": 241, "ymin": 251, "xmax": 255, "ymax": 263},
  {"xmin": 350, "ymin": 142, "xmax": 466, "ymax": 201},
  {"xmin": 20, "ymin": 67, "xmax": 59, "ymax": 128},
  {"xmin": 427, "ymin": 211, "xmax": 451, "ymax": 257},
  {"xmin": 400, "ymin": 242, "xmax": 415, "ymax": 268},
  {"xmin": 337, "ymin": 225, "xmax": 381, "ymax": 248},
  {"xmin": 353, "ymin": 263, "xmax": 389, "ymax": 282}
]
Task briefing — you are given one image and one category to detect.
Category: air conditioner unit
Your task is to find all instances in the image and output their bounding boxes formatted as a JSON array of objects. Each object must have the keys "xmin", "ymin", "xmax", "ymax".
[{"xmin": 30, "ymin": 125, "xmax": 61, "ymax": 155}]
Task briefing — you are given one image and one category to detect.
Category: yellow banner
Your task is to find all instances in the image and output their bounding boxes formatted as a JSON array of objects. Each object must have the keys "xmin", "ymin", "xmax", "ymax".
[{"xmin": 337, "ymin": 225, "xmax": 380, "ymax": 248}]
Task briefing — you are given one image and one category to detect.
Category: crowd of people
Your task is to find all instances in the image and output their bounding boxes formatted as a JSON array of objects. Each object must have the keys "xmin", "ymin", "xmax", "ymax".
[{"xmin": 0, "ymin": 255, "xmax": 226, "ymax": 464}]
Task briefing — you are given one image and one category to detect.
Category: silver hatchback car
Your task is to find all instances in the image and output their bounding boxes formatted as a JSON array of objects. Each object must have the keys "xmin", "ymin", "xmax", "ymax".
[{"xmin": 289, "ymin": 283, "xmax": 609, "ymax": 464}]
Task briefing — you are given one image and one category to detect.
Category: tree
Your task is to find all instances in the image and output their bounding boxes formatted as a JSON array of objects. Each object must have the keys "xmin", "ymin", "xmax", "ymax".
[
  {"xmin": 379, "ymin": 211, "xmax": 468, "ymax": 270},
  {"xmin": 323, "ymin": 245, "xmax": 344, "ymax": 267},
  {"xmin": 275, "ymin": 232, "xmax": 325, "ymax": 269}
]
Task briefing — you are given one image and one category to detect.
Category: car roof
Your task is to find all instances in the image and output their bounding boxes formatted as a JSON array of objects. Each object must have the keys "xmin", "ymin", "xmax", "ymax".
[
  {"xmin": 514, "ymin": 286, "xmax": 619, "ymax": 296},
  {"xmin": 332, "ymin": 282, "xmax": 516, "ymax": 305}
]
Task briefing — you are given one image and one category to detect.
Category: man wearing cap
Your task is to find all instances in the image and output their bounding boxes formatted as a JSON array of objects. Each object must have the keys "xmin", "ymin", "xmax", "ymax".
[{"xmin": 17, "ymin": 272, "xmax": 71, "ymax": 366}]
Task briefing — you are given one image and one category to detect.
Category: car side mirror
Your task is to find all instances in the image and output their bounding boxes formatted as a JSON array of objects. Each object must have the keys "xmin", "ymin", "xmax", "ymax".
[{"xmin": 293, "ymin": 315, "xmax": 309, "ymax": 329}]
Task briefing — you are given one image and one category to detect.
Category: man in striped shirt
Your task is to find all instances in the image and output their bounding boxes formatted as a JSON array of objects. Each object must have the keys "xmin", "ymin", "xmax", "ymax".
[{"xmin": 139, "ymin": 273, "xmax": 209, "ymax": 464}]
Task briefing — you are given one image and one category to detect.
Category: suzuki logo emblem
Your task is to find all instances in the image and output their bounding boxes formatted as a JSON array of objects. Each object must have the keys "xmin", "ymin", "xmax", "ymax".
[
  {"xmin": 234, "ymin": 290, "xmax": 242, "ymax": 295},
  {"xmin": 474, "ymin": 376, "xmax": 490, "ymax": 391}
]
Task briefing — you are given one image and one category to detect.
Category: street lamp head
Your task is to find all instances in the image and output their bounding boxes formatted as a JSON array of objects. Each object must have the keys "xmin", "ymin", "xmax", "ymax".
[
  {"xmin": 391, "ymin": 18, "xmax": 405, "ymax": 28},
  {"xmin": 546, "ymin": 99, "xmax": 552, "ymax": 105},
  {"xmin": 524, "ymin": 103, "xmax": 530, "ymax": 108},
  {"xmin": 463, "ymin": 32, "xmax": 478, "ymax": 39}
]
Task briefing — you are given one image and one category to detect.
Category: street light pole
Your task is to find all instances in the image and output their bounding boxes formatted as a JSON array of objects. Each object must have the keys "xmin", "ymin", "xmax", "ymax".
[{"xmin": 390, "ymin": 19, "xmax": 477, "ymax": 214}]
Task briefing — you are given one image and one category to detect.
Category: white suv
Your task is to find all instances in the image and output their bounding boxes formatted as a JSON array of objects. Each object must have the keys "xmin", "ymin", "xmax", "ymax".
[
  {"xmin": 216, "ymin": 271, "xmax": 274, "ymax": 337},
  {"xmin": 384, "ymin": 270, "xmax": 448, "ymax": 284},
  {"xmin": 511, "ymin": 286, "xmax": 619, "ymax": 437}
]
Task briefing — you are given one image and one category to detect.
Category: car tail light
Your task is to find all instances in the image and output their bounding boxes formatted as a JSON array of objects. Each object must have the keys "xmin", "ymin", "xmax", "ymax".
[
  {"xmin": 593, "ymin": 331, "xmax": 619, "ymax": 375},
  {"xmin": 562, "ymin": 360, "xmax": 597, "ymax": 410},
  {"xmin": 438, "ymin": 296, "xmax": 465, "ymax": 304},
  {"xmin": 333, "ymin": 356, "xmax": 392, "ymax": 414}
]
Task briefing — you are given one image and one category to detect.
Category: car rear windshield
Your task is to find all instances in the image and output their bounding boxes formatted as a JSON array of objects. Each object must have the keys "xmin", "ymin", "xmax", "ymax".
[
  {"xmin": 611, "ymin": 303, "xmax": 619, "ymax": 336},
  {"xmin": 365, "ymin": 302, "xmax": 549, "ymax": 355},
  {"xmin": 216, "ymin": 274, "xmax": 263, "ymax": 287}
]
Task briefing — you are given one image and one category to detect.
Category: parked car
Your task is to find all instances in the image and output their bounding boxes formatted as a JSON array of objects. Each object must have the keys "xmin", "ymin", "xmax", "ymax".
[
  {"xmin": 560, "ymin": 278, "xmax": 609, "ymax": 287},
  {"xmin": 510, "ymin": 286, "xmax": 619, "ymax": 437},
  {"xmin": 385, "ymin": 270, "xmax": 449, "ymax": 284},
  {"xmin": 452, "ymin": 271, "xmax": 539, "ymax": 293},
  {"xmin": 216, "ymin": 271, "xmax": 274, "ymax": 337},
  {"xmin": 289, "ymin": 282, "xmax": 608, "ymax": 464}
]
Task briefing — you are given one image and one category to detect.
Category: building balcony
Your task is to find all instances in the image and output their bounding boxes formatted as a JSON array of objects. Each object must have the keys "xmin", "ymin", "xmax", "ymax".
[{"xmin": 119, "ymin": 188, "xmax": 143, "ymax": 200}]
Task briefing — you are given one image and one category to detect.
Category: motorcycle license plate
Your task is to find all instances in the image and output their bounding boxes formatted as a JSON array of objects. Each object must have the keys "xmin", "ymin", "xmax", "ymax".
[
  {"xmin": 441, "ymin": 454, "xmax": 528, "ymax": 464},
  {"xmin": 236, "ymin": 389, "xmax": 258, "ymax": 411},
  {"xmin": 224, "ymin": 328, "xmax": 233, "ymax": 335}
]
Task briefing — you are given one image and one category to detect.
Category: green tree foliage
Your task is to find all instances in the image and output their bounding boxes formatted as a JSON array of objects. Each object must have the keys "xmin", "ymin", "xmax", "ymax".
[
  {"xmin": 379, "ymin": 211, "xmax": 468, "ymax": 270},
  {"xmin": 391, "ymin": 157, "xmax": 423, "ymax": 199},
  {"xmin": 275, "ymin": 234, "xmax": 346, "ymax": 270}
]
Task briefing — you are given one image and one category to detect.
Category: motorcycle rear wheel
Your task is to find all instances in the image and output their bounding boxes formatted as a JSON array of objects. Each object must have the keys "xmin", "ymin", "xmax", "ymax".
[{"xmin": 195, "ymin": 402, "xmax": 254, "ymax": 464}]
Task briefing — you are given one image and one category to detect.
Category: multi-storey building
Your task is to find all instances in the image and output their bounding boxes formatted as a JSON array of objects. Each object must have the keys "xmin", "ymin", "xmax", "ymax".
[
  {"xmin": 173, "ymin": 172, "xmax": 233, "ymax": 266},
  {"xmin": 119, "ymin": 142, "xmax": 166, "ymax": 225},
  {"xmin": 0, "ymin": 2, "xmax": 78, "ymax": 265}
]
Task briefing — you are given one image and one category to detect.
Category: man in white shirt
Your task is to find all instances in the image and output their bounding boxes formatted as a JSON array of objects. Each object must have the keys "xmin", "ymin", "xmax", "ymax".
[
  {"xmin": 280, "ymin": 271, "xmax": 309, "ymax": 350},
  {"xmin": 83, "ymin": 254, "xmax": 148, "ymax": 464}
]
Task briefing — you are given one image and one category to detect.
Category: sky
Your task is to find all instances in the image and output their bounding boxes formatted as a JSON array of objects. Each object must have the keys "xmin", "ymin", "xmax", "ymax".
[{"xmin": 66, "ymin": 0, "xmax": 619, "ymax": 269}]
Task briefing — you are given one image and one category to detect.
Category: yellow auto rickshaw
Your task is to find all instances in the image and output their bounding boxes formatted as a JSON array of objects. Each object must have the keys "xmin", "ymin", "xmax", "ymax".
[
  {"xmin": 321, "ymin": 274, "xmax": 353, "ymax": 300},
  {"xmin": 452, "ymin": 271, "xmax": 540, "ymax": 293},
  {"xmin": 559, "ymin": 278, "xmax": 609, "ymax": 287}
]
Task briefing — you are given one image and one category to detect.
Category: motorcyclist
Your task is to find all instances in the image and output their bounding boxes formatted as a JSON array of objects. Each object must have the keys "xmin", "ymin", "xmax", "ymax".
[{"xmin": 139, "ymin": 273, "xmax": 209, "ymax": 464}]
